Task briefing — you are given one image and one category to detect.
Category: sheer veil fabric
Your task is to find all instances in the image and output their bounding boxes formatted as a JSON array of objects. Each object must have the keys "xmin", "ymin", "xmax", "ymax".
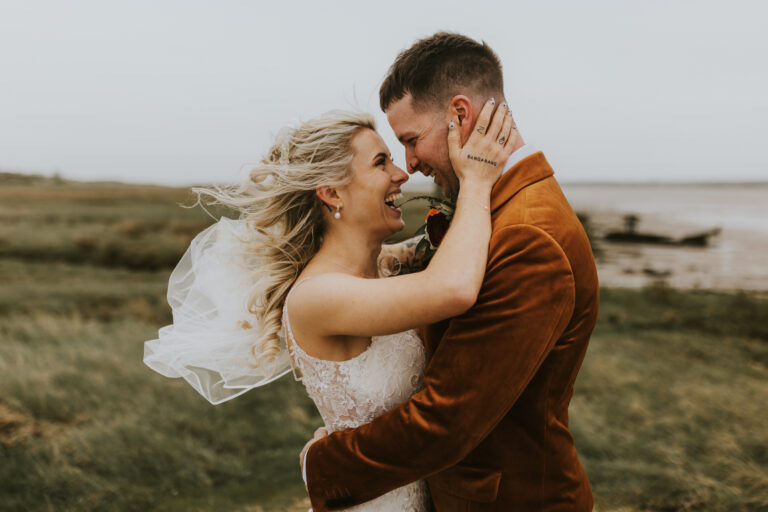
[{"xmin": 143, "ymin": 218, "xmax": 291, "ymax": 404}]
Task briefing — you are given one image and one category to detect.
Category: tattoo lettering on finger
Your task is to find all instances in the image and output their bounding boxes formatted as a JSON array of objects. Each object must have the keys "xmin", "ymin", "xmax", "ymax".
[
  {"xmin": 498, "ymin": 136, "xmax": 507, "ymax": 145},
  {"xmin": 467, "ymin": 154, "xmax": 497, "ymax": 166},
  {"xmin": 476, "ymin": 125, "xmax": 486, "ymax": 135}
]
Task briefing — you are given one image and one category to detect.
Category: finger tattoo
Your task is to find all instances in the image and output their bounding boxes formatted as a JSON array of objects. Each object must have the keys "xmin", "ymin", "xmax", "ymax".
[
  {"xmin": 476, "ymin": 125, "xmax": 486, "ymax": 135},
  {"xmin": 498, "ymin": 136, "xmax": 506, "ymax": 145},
  {"xmin": 467, "ymin": 154, "xmax": 497, "ymax": 166}
]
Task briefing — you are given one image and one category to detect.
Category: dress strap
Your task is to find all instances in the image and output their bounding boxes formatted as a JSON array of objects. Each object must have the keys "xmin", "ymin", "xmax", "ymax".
[
  {"xmin": 282, "ymin": 276, "xmax": 313, "ymax": 382},
  {"xmin": 285, "ymin": 276, "xmax": 313, "ymax": 305}
]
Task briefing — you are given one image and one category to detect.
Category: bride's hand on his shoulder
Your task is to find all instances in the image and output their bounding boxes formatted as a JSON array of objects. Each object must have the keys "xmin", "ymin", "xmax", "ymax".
[{"xmin": 447, "ymin": 98, "xmax": 518, "ymax": 188}]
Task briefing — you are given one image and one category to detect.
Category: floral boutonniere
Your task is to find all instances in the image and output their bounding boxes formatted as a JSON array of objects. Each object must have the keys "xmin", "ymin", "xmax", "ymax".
[{"xmin": 399, "ymin": 194, "xmax": 456, "ymax": 264}]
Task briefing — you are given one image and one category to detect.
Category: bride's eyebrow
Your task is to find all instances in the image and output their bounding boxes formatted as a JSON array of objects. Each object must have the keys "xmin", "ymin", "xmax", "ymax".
[{"xmin": 371, "ymin": 152, "xmax": 389, "ymax": 163}]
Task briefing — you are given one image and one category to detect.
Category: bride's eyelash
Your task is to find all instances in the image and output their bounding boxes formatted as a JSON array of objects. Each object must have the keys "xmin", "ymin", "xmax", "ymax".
[{"xmin": 375, "ymin": 154, "xmax": 393, "ymax": 167}]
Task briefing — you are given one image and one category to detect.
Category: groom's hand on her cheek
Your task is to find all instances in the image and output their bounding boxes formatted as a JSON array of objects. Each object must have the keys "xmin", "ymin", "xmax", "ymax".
[{"xmin": 300, "ymin": 427, "xmax": 329, "ymax": 488}]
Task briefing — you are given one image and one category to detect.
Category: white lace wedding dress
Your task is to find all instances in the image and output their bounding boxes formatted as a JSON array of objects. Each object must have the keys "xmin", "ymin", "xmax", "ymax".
[{"xmin": 283, "ymin": 283, "xmax": 431, "ymax": 512}]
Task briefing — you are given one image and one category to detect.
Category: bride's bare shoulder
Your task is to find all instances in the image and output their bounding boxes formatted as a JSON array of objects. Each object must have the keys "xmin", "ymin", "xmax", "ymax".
[
  {"xmin": 286, "ymin": 272, "xmax": 357, "ymax": 318},
  {"xmin": 284, "ymin": 272, "xmax": 368, "ymax": 356}
]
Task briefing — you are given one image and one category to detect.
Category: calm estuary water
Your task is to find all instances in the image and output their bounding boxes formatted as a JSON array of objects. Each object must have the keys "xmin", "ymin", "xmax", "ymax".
[{"xmin": 560, "ymin": 183, "xmax": 768, "ymax": 291}]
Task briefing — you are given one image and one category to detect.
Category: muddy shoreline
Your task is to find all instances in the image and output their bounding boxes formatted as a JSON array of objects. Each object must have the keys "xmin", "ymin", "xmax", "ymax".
[{"xmin": 564, "ymin": 185, "xmax": 768, "ymax": 292}]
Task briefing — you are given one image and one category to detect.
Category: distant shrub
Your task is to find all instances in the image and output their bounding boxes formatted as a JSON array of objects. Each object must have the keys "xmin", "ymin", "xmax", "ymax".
[
  {"xmin": 0, "ymin": 172, "xmax": 52, "ymax": 185},
  {"xmin": 116, "ymin": 219, "xmax": 150, "ymax": 238},
  {"xmin": 167, "ymin": 219, "xmax": 210, "ymax": 239},
  {"xmin": 576, "ymin": 211, "xmax": 600, "ymax": 257},
  {"xmin": 599, "ymin": 287, "xmax": 768, "ymax": 341},
  {"xmin": 73, "ymin": 235, "xmax": 99, "ymax": 252}
]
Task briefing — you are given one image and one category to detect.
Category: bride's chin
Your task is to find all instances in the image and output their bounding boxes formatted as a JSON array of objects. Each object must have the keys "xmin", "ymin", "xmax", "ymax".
[
  {"xmin": 390, "ymin": 223, "xmax": 405, "ymax": 238},
  {"xmin": 378, "ymin": 222, "xmax": 404, "ymax": 242}
]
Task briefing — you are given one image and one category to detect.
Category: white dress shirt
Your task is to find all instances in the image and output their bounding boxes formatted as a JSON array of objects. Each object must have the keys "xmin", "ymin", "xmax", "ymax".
[{"xmin": 502, "ymin": 143, "xmax": 537, "ymax": 176}]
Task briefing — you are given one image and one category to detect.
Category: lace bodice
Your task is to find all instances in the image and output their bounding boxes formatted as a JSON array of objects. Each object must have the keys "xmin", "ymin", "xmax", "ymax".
[
  {"xmin": 282, "ymin": 281, "xmax": 430, "ymax": 511},
  {"xmin": 285, "ymin": 324, "xmax": 426, "ymax": 433}
]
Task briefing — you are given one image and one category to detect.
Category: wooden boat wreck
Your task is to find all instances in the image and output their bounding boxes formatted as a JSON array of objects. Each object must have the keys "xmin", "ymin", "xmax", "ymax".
[{"xmin": 604, "ymin": 214, "xmax": 721, "ymax": 247}]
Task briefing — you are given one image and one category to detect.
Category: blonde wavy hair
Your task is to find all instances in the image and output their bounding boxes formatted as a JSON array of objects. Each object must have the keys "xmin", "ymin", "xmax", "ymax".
[{"xmin": 195, "ymin": 110, "xmax": 376, "ymax": 366}]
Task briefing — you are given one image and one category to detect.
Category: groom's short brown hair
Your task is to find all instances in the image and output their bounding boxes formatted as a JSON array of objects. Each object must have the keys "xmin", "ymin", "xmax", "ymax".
[{"xmin": 379, "ymin": 32, "xmax": 504, "ymax": 112}]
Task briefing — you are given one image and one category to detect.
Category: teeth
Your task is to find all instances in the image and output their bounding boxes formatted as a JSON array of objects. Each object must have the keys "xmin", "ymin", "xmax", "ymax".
[{"xmin": 385, "ymin": 192, "xmax": 403, "ymax": 204}]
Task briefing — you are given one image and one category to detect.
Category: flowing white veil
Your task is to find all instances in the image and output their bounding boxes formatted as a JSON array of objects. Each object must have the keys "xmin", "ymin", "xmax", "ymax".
[{"xmin": 143, "ymin": 217, "xmax": 292, "ymax": 404}]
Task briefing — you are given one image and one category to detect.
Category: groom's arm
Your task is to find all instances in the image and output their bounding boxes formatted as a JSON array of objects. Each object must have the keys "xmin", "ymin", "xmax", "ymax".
[
  {"xmin": 378, "ymin": 234, "xmax": 431, "ymax": 276},
  {"xmin": 304, "ymin": 224, "xmax": 576, "ymax": 512}
]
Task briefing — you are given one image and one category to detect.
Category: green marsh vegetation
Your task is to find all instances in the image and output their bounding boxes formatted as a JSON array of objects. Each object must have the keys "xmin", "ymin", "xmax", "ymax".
[{"xmin": 1, "ymin": 172, "xmax": 766, "ymax": 511}]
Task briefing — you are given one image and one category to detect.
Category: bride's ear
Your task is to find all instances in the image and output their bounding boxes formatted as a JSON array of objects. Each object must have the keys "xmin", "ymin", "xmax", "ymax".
[{"xmin": 316, "ymin": 186, "xmax": 341, "ymax": 211}]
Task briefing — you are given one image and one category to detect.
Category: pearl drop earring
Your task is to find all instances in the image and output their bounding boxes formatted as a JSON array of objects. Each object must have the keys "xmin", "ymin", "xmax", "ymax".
[{"xmin": 334, "ymin": 203, "xmax": 341, "ymax": 220}]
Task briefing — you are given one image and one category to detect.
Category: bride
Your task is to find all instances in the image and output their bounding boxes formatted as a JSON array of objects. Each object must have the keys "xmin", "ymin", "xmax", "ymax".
[{"xmin": 144, "ymin": 99, "xmax": 516, "ymax": 511}]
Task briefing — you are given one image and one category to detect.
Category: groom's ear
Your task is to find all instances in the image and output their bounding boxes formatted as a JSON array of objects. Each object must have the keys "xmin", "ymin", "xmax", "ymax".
[{"xmin": 447, "ymin": 95, "xmax": 474, "ymax": 145}]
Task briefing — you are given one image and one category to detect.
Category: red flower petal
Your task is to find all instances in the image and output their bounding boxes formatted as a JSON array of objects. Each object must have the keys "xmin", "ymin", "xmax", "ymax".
[{"xmin": 426, "ymin": 209, "xmax": 449, "ymax": 247}]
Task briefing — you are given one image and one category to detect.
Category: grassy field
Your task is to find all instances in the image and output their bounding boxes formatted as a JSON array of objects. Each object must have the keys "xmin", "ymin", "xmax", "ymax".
[{"xmin": 1, "ymin": 173, "xmax": 766, "ymax": 511}]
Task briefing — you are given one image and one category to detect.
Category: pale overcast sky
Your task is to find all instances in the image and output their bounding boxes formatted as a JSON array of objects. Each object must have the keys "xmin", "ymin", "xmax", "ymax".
[{"xmin": 1, "ymin": 0, "xmax": 766, "ymax": 188}]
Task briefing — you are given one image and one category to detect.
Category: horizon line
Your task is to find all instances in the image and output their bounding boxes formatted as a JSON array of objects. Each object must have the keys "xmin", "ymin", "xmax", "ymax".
[{"xmin": 2, "ymin": 169, "xmax": 767, "ymax": 189}]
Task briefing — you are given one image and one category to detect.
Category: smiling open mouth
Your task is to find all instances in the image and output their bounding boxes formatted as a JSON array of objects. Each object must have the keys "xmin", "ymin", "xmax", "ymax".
[{"xmin": 385, "ymin": 191, "xmax": 403, "ymax": 211}]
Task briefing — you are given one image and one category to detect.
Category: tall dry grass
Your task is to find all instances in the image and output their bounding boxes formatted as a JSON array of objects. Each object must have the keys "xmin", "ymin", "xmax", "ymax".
[
  {"xmin": 0, "ymin": 262, "xmax": 319, "ymax": 511},
  {"xmin": 574, "ymin": 287, "xmax": 768, "ymax": 511},
  {"xmin": 1, "ymin": 173, "xmax": 766, "ymax": 511}
]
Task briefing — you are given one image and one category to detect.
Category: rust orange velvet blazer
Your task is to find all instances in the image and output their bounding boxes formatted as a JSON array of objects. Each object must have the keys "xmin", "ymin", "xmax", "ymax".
[{"xmin": 306, "ymin": 152, "xmax": 599, "ymax": 512}]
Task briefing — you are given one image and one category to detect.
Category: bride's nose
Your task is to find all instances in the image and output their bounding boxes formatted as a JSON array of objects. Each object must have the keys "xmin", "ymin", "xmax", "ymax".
[{"xmin": 392, "ymin": 165, "xmax": 409, "ymax": 184}]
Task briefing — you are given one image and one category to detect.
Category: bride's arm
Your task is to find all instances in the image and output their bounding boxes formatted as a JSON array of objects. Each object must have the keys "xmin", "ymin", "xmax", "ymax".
[{"xmin": 292, "ymin": 100, "xmax": 516, "ymax": 337}]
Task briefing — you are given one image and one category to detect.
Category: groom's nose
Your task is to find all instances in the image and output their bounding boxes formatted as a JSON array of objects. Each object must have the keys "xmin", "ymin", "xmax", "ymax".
[{"xmin": 405, "ymin": 149, "xmax": 420, "ymax": 174}]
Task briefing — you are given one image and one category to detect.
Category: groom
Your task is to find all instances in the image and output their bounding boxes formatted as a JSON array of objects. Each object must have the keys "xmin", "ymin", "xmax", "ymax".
[{"xmin": 301, "ymin": 32, "xmax": 599, "ymax": 511}]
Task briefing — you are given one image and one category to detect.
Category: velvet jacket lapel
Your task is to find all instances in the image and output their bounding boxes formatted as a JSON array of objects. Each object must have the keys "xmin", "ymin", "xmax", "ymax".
[
  {"xmin": 423, "ymin": 151, "xmax": 555, "ymax": 360},
  {"xmin": 490, "ymin": 151, "xmax": 554, "ymax": 214}
]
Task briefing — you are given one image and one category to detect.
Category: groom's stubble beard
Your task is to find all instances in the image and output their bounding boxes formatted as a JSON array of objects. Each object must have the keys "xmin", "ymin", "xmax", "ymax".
[
  {"xmin": 443, "ymin": 170, "xmax": 460, "ymax": 201},
  {"xmin": 430, "ymin": 123, "xmax": 460, "ymax": 198},
  {"xmin": 430, "ymin": 161, "xmax": 459, "ymax": 199},
  {"xmin": 438, "ymin": 147, "xmax": 461, "ymax": 199}
]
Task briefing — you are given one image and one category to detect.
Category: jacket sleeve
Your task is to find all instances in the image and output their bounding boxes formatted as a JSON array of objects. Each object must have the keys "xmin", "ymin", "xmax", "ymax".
[{"xmin": 305, "ymin": 224, "xmax": 576, "ymax": 512}]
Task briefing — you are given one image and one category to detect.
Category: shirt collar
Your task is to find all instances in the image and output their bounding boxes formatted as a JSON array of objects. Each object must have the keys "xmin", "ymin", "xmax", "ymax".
[{"xmin": 502, "ymin": 143, "xmax": 538, "ymax": 176}]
